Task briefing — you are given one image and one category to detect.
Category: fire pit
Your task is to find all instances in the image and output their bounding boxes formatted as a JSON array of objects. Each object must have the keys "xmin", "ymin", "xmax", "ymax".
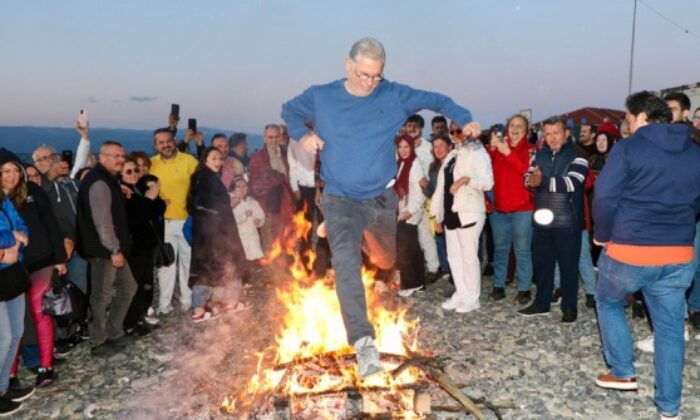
[{"xmin": 220, "ymin": 211, "xmax": 505, "ymax": 419}]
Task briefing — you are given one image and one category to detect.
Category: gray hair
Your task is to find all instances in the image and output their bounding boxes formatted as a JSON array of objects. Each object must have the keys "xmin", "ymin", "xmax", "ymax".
[
  {"xmin": 263, "ymin": 124, "xmax": 280, "ymax": 136},
  {"xmin": 349, "ymin": 37, "xmax": 385, "ymax": 62}
]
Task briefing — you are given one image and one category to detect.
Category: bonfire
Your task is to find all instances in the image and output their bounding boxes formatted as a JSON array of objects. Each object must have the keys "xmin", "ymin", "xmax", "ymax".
[{"xmin": 221, "ymin": 210, "xmax": 428, "ymax": 418}]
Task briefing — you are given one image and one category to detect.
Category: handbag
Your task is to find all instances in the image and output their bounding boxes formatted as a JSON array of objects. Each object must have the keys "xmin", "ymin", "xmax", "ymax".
[
  {"xmin": 0, "ymin": 206, "xmax": 31, "ymax": 302},
  {"xmin": 42, "ymin": 269, "xmax": 73, "ymax": 319},
  {"xmin": 0, "ymin": 262, "xmax": 30, "ymax": 302},
  {"xmin": 150, "ymin": 221, "xmax": 175, "ymax": 267}
]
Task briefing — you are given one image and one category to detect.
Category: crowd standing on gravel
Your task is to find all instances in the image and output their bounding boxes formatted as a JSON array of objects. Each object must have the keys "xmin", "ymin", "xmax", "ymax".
[{"xmin": 1, "ymin": 40, "xmax": 700, "ymax": 420}]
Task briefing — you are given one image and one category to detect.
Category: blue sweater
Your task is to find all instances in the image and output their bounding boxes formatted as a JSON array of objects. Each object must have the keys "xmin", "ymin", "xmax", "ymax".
[
  {"xmin": 281, "ymin": 79, "xmax": 472, "ymax": 200},
  {"xmin": 0, "ymin": 197, "xmax": 29, "ymax": 270},
  {"xmin": 593, "ymin": 124, "xmax": 700, "ymax": 246}
]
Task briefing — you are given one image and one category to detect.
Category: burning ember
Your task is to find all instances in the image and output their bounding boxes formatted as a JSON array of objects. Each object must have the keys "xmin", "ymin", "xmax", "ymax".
[{"xmin": 221, "ymin": 210, "xmax": 428, "ymax": 418}]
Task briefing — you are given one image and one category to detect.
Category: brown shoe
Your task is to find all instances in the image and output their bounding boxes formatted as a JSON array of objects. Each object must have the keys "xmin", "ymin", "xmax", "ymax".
[{"xmin": 595, "ymin": 374, "xmax": 638, "ymax": 391}]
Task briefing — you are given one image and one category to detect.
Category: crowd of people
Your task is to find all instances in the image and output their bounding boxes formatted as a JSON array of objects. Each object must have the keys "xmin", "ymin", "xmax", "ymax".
[{"xmin": 1, "ymin": 36, "xmax": 700, "ymax": 419}]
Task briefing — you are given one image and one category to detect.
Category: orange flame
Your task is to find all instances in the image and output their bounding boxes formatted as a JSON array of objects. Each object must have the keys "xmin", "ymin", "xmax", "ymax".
[{"xmin": 222, "ymin": 208, "xmax": 424, "ymax": 417}]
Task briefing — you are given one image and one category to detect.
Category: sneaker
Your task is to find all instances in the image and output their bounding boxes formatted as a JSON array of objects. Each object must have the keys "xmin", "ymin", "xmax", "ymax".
[
  {"xmin": 455, "ymin": 301, "xmax": 481, "ymax": 314},
  {"xmin": 35, "ymin": 368, "xmax": 55, "ymax": 387},
  {"xmin": 191, "ymin": 310, "xmax": 221, "ymax": 324},
  {"xmin": 53, "ymin": 341, "xmax": 75, "ymax": 358},
  {"xmin": 637, "ymin": 329, "xmax": 690, "ymax": 353},
  {"xmin": 586, "ymin": 294, "xmax": 596, "ymax": 309},
  {"xmin": 516, "ymin": 290, "xmax": 532, "ymax": 305},
  {"xmin": 561, "ymin": 309, "xmax": 578, "ymax": 323},
  {"xmin": 143, "ymin": 315, "xmax": 160, "ymax": 326},
  {"xmin": 481, "ymin": 263, "xmax": 494, "ymax": 276},
  {"xmin": 551, "ymin": 288, "xmax": 561, "ymax": 304},
  {"xmin": 660, "ymin": 415, "xmax": 679, "ymax": 420},
  {"xmin": 595, "ymin": 373, "xmax": 638, "ymax": 391},
  {"xmin": 1, "ymin": 383, "xmax": 34, "ymax": 402},
  {"xmin": 353, "ymin": 336, "xmax": 383, "ymax": 378},
  {"xmin": 517, "ymin": 304, "xmax": 550, "ymax": 317},
  {"xmin": 0, "ymin": 398, "xmax": 21, "ymax": 417},
  {"xmin": 689, "ymin": 311, "xmax": 700, "ymax": 330},
  {"xmin": 134, "ymin": 322, "xmax": 160, "ymax": 337},
  {"xmin": 158, "ymin": 305, "xmax": 173, "ymax": 315},
  {"xmin": 397, "ymin": 286, "xmax": 423, "ymax": 298},
  {"xmin": 441, "ymin": 294, "xmax": 462, "ymax": 311},
  {"xmin": 91, "ymin": 342, "xmax": 118, "ymax": 357},
  {"xmin": 490, "ymin": 287, "xmax": 505, "ymax": 301}
]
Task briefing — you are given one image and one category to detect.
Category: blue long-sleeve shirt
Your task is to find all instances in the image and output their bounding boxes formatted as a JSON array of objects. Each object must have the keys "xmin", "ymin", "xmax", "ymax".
[
  {"xmin": 281, "ymin": 79, "xmax": 472, "ymax": 200},
  {"xmin": 0, "ymin": 197, "xmax": 29, "ymax": 269}
]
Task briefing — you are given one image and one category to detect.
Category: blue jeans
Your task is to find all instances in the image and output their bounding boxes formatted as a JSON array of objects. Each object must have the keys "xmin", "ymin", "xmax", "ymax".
[
  {"xmin": 686, "ymin": 221, "xmax": 700, "ymax": 312},
  {"xmin": 321, "ymin": 188, "xmax": 398, "ymax": 345},
  {"xmin": 191, "ymin": 285, "xmax": 212, "ymax": 309},
  {"xmin": 596, "ymin": 252, "xmax": 694, "ymax": 416},
  {"xmin": 554, "ymin": 230, "xmax": 597, "ymax": 294},
  {"xmin": 490, "ymin": 211, "xmax": 533, "ymax": 291},
  {"xmin": 435, "ymin": 232, "xmax": 449, "ymax": 274},
  {"xmin": 0, "ymin": 293, "xmax": 25, "ymax": 393}
]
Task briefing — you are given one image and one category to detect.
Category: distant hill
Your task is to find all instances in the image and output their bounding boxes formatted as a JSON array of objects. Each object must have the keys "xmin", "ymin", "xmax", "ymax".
[{"xmin": 0, "ymin": 126, "xmax": 264, "ymax": 155}]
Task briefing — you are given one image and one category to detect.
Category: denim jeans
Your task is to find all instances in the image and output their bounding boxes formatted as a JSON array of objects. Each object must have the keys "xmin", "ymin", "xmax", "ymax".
[
  {"xmin": 686, "ymin": 220, "xmax": 700, "ymax": 312},
  {"xmin": 0, "ymin": 293, "xmax": 25, "ymax": 393},
  {"xmin": 490, "ymin": 211, "xmax": 533, "ymax": 291},
  {"xmin": 554, "ymin": 230, "xmax": 597, "ymax": 294},
  {"xmin": 596, "ymin": 251, "xmax": 694, "ymax": 416},
  {"xmin": 321, "ymin": 188, "xmax": 397, "ymax": 345},
  {"xmin": 435, "ymin": 232, "xmax": 449, "ymax": 273}
]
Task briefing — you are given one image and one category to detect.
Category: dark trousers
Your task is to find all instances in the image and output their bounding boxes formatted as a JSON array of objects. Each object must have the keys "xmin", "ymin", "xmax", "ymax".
[
  {"xmin": 297, "ymin": 186, "xmax": 317, "ymax": 268},
  {"xmin": 396, "ymin": 221, "xmax": 425, "ymax": 290},
  {"xmin": 532, "ymin": 227, "xmax": 582, "ymax": 311},
  {"xmin": 87, "ymin": 258, "xmax": 137, "ymax": 348},
  {"xmin": 124, "ymin": 254, "xmax": 154, "ymax": 329}
]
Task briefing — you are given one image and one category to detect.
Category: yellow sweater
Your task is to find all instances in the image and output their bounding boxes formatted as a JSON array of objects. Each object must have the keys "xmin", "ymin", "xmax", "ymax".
[{"xmin": 149, "ymin": 151, "xmax": 199, "ymax": 220}]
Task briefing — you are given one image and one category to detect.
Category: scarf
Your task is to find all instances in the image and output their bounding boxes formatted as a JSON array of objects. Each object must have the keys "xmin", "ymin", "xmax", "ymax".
[{"xmin": 393, "ymin": 135, "xmax": 417, "ymax": 201}]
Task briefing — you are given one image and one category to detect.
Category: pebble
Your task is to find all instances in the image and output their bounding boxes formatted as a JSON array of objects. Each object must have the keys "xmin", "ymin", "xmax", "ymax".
[{"xmin": 12, "ymin": 270, "xmax": 700, "ymax": 419}]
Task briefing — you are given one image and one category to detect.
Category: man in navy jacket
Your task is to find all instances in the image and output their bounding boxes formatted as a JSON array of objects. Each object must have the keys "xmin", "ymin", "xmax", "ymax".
[{"xmin": 592, "ymin": 91, "xmax": 700, "ymax": 419}]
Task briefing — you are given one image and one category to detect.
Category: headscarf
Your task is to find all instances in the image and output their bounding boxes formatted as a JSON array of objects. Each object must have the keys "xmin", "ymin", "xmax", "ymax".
[{"xmin": 393, "ymin": 134, "xmax": 417, "ymax": 201}]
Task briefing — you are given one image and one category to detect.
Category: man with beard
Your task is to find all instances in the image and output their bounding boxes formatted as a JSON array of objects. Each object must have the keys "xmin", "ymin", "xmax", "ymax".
[{"xmin": 149, "ymin": 128, "xmax": 198, "ymax": 315}]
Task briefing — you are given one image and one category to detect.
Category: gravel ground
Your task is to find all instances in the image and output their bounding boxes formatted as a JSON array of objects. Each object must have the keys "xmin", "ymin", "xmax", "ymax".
[{"xmin": 13, "ymin": 269, "xmax": 700, "ymax": 419}]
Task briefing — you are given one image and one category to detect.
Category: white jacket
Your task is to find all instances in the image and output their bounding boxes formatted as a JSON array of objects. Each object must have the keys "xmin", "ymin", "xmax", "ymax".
[
  {"xmin": 430, "ymin": 141, "xmax": 493, "ymax": 226},
  {"xmin": 233, "ymin": 196, "xmax": 266, "ymax": 260},
  {"xmin": 397, "ymin": 160, "xmax": 425, "ymax": 225}
]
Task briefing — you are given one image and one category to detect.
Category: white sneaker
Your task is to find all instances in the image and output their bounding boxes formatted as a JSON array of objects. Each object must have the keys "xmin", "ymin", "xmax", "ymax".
[
  {"xmin": 455, "ymin": 301, "xmax": 481, "ymax": 314},
  {"xmin": 397, "ymin": 286, "xmax": 423, "ymax": 298},
  {"xmin": 354, "ymin": 336, "xmax": 383, "ymax": 378},
  {"xmin": 441, "ymin": 294, "xmax": 462, "ymax": 311},
  {"xmin": 158, "ymin": 305, "xmax": 173, "ymax": 315},
  {"xmin": 636, "ymin": 329, "xmax": 690, "ymax": 353}
]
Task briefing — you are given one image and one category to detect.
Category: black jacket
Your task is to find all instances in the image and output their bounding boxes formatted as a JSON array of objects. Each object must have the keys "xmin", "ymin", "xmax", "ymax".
[
  {"xmin": 76, "ymin": 164, "xmax": 131, "ymax": 258},
  {"xmin": 18, "ymin": 182, "xmax": 67, "ymax": 272},
  {"xmin": 122, "ymin": 181, "xmax": 166, "ymax": 257}
]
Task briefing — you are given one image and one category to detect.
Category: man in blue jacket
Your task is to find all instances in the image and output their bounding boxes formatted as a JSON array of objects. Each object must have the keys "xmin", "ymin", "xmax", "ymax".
[
  {"xmin": 281, "ymin": 37, "xmax": 480, "ymax": 377},
  {"xmin": 592, "ymin": 91, "xmax": 700, "ymax": 420}
]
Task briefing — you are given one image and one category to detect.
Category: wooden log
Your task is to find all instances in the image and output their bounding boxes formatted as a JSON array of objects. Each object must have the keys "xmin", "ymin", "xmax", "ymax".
[
  {"xmin": 273, "ymin": 352, "xmax": 407, "ymax": 371},
  {"xmin": 403, "ymin": 348, "xmax": 486, "ymax": 420},
  {"xmin": 284, "ymin": 381, "xmax": 429, "ymax": 399}
]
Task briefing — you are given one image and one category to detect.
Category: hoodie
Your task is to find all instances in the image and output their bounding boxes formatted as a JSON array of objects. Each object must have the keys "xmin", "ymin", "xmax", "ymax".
[{"xmin": 593, "ymin": 123, "xmax": 700, "ymax": 246}]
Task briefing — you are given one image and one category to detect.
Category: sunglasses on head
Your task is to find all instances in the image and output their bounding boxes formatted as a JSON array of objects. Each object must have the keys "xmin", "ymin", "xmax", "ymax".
[{"xmin": 124, "ymin": 168, "xmax": 141, "ymax": 175}]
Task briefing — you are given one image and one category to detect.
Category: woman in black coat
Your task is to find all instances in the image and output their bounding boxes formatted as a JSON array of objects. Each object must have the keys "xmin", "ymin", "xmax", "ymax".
[
  {"xmin": 187, "ymin": 147, "xmax": 250, "ymax": 323},
  {"xmin": 119, "ymin": 159, "xmax": 165, "ymax": 336}
]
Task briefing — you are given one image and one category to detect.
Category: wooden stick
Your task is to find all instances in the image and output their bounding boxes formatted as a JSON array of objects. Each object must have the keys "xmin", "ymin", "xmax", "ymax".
[
  {"xmin": 273, "ymin": 352, "xmax": 407, "ymax": 371},
  {"xmin": 282, "ymin": 381, "xmax": 429, "ymax": 399},
  {"xmin": 403, "ymin": 348, "xmax": 486, "ymax": 420}
]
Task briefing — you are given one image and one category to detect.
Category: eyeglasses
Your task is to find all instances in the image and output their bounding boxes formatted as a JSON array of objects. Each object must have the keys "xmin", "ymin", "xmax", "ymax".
[
  {"xmin": 27, "ymin": 173, "xmax": 41, "ymax": 180},
  {"xmin": 353, "ymin": 66, "xmax": 383, "ymax": 83},
  {"xmin": 123, "ymin": 168, "xmax": 140, "ymax": 175},
  {"xmin": 34, "ymin": 153, "xmax": 59, "ymax": 163},
  {"xmin": 449, "ymin": 129, "xmax": 463, "ymax": 135}
]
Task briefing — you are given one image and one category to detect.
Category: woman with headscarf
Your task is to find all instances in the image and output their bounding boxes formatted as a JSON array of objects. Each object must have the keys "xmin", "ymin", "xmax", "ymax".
[
  {"xmin": 187, "ymin": 147, "xmax": 251, "ymax": 323},
  {"xmin": 431, "ymin": 126, "xmax": 494, "ymax": 313},
  {"xmin": 394, "ymin": 135, "xmax": 426, "ymax": 297}
]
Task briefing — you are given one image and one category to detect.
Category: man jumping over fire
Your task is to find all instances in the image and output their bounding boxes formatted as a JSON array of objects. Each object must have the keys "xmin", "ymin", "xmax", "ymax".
[{"xmin": 281, "ymin": 37, "xmax": 479, "ymax": 377}]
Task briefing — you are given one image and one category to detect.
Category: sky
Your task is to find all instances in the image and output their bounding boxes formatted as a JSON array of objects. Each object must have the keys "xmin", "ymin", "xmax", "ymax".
[{"xmin": 1, "ymin": 0, "xmax": 699, "ymax": 133}]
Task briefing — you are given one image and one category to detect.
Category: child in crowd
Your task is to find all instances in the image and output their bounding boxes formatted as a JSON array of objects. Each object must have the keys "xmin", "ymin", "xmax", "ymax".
[{"xmin": 230, "ymin": 177, "xmax": 265, "ymax": 263}]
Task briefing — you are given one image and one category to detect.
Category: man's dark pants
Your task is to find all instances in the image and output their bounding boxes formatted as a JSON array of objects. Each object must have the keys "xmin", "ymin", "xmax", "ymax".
[
  {"xmin": 532, "ymin": 226, "xmax": 582, "ymax": 311},
  {"xmin": 87, "ymin": 258, "xmax": 137, "ymax": 348},
  {"xmin": 321, "ymin": 188, "xmax": 397, "ymax": 345}
]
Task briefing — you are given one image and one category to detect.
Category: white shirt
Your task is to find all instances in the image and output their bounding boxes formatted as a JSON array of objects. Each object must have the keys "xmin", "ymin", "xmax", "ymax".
[
  {"xmin": 287, "ymin": 139, "xmax": 316, "ymax": 190},
  {"xmin": 414, "ymin": 137, "xmax": 434, "ymax": 179}
]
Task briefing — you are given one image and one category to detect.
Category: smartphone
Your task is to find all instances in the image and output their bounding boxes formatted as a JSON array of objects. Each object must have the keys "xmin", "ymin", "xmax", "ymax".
[
  {"xmin": 61, "ymin": 150, "xmax": 74, "ymax": 168},
  {"xmin": 171, "ymin": 104, "xmax": 180, "ymax": 119},
  {"xmin": 188, "ymin": 118, "xmax": 197, "ymax": 133},
  {"xmin": 77, "ymin": 109, "xmax": 89, "ymax": 129}
]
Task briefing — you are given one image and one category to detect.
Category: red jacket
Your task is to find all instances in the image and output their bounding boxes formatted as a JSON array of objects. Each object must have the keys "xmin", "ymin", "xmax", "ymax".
[{"xmin": 486, "ymin": 136, "xmax": 535, "ymax": 213}]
